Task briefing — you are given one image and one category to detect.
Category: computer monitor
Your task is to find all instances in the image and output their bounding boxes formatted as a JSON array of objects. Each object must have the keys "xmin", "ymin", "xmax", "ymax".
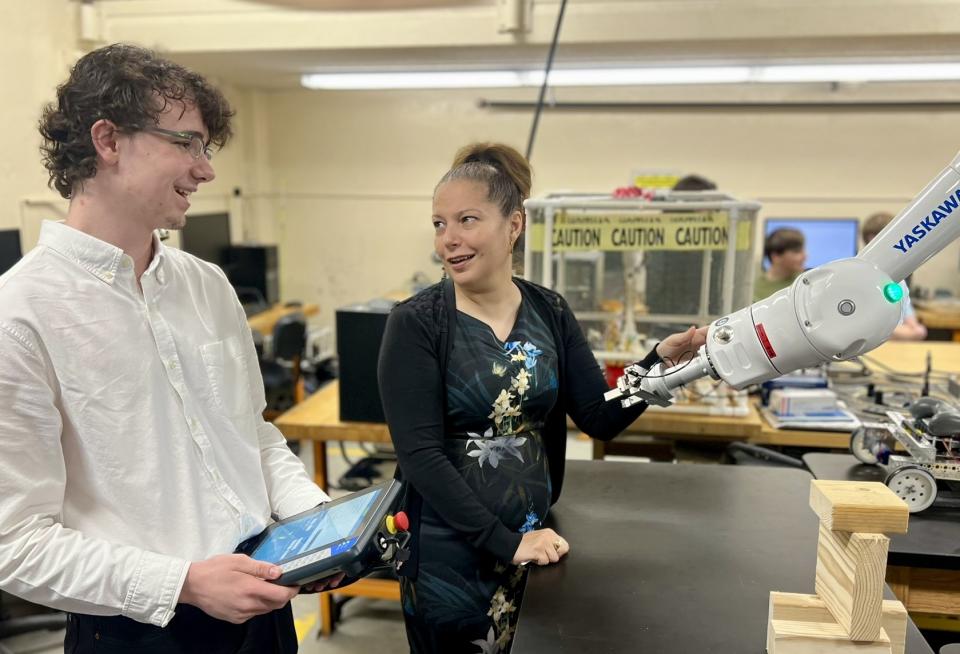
[
  {"xmin": 763, "ymin": 218, "xmax": 860, "ymax": 270},
  {"xmin": 180, "ymin": 212, "xmax": 231, "ymax": 265},
  {"xmin": 0, "ymin": 229, "xmax": 23, "ymax": 276}
]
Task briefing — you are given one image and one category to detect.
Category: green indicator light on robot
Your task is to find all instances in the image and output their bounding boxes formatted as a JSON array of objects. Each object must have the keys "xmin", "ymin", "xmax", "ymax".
[{"xmin": 883, "ymin": 282, "xmax": 903, "ymax": 303}]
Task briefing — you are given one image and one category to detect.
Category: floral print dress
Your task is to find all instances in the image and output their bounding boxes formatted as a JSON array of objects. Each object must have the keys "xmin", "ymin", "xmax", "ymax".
[{"xmin": 400, "ymin": 289, "xmax": 558, "ymax": 654}]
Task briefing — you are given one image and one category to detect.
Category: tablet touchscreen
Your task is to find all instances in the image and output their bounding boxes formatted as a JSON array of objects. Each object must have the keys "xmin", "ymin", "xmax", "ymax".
[{"xmin": 250, "ymin": 486, "xmax": 382, "ymax": 565}]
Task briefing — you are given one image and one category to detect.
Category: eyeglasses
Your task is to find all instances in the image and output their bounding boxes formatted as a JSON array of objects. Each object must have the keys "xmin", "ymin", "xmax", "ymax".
[{"xmin": 142, "ymin": 127, "xmax": 214, "ymax": 161}]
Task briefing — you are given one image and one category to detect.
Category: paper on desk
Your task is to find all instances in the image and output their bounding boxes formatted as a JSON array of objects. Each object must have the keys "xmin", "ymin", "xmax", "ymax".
[{"xmin": 759, "ymin": 406, "xmax": 861, "ymax": 432}]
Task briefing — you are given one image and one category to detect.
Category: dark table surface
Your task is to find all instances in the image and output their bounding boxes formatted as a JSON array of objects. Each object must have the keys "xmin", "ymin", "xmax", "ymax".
[
  {"xmin": 513, "ymin": 460, "xmax": 932, "ymax": 654},
  {"xmin": 803, "ymin": 452, "xmax": 960, "ymax": 570}
]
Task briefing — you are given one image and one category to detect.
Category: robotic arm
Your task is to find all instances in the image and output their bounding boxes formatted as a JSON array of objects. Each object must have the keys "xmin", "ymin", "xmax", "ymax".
[{"xmin": 607, "ymin": 151, "xmax": 960, "ymax": 408}]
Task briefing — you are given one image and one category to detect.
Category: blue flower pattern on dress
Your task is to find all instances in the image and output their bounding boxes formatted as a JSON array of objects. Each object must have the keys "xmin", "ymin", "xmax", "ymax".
[
  {"xmin": 504, "ymin": 340, "xmax": 543, "ymax": 370},
  {"xmin": 519, "ymin": 510, "xmax": 540, "ymax": 534}
]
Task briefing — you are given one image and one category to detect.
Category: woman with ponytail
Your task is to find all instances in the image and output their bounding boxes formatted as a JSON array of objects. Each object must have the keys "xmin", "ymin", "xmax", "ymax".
[{"xmin": 378, "ymin": 143, "xmax": 706, "ymax": 652}]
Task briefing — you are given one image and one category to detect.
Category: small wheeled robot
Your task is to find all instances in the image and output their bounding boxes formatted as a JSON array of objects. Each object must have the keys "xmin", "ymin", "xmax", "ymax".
[{"xmin": 850, "ymin": 397, "xmax": 960, "ymax": 512}]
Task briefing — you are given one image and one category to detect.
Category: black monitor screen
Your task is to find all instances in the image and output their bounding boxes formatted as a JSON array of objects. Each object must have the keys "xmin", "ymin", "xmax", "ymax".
[
  {"xmin": 763, "ymin": 218, "xmax": 859, "ymax": 270},
  {"xmin": 0, "ymin": 230, "xmax": 22, "ymax": 276},
  {"xmin": 180, "ymin": 213, "xmax": 231, "ymax": 265}
]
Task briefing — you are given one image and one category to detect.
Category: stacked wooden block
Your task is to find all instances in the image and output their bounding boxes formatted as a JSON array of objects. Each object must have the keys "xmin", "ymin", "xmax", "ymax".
[{"xmin": 767, "ymin": 480, "xmax": 910, "ymax": 654}]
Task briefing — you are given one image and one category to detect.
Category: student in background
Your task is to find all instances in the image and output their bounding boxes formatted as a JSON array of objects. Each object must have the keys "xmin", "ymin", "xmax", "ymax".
[
  {"xmin": 862, "ymin": 212, "xmax": 927, "ymax": 341},
  {"xmin": 754, "ymin": 227, "xmax": 807, "ymax": 301}
]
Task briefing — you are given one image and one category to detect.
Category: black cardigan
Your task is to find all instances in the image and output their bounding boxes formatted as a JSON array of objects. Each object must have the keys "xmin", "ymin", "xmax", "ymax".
[{"xmin": 377, "ymin": 278, "xmax": 661, "ymax": 576}]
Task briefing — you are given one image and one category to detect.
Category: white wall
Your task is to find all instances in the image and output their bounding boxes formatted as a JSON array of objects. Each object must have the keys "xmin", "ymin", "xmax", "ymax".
[
  {"xmin": 247, "ymin": 84, "xmax": 960, "ymax": 324},
  {"xmin": 1, "ymin": 1, "xmax": 78, "ymax": 243}
]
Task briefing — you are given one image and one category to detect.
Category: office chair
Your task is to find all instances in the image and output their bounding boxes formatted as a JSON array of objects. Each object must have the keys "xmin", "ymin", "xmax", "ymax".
[
  {"xmin": 235, "ymin": 286, "xmax": 270, "ymax": 318},
  {"xmin": 721, "ymin": 442, "xmax": 806, "ymax": 469},
  {"xmin": 260, "ymin": 312, "xmax": 307, "ymax": 419}
]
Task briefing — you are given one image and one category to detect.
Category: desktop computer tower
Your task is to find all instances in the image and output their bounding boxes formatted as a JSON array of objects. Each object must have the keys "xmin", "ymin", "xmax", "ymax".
[
  {"xmin": 222, "ymin": 245, "xmax": 279, "ymax": 306},
  {"xmin": 0, "ymin": 229, "xmax": 22, "ymax": 276},
  {"xmin": 336, "ymin": 300, "xmax": 396, "ymax": 423}
]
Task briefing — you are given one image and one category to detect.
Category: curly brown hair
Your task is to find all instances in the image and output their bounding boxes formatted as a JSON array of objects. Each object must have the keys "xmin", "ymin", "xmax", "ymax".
[{"xmin": 39, "ymin": 43, "xmax": 235, "ymax": 199}]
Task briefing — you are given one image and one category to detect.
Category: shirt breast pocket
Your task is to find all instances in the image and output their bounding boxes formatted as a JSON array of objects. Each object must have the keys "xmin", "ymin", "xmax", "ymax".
[{"xmin": 200, "ymin": 336, "xmax": 254, "ymax": 421}]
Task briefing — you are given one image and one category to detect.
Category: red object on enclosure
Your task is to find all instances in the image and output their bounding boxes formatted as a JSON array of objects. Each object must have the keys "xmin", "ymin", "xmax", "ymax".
[{"xmin": 605, "ymin": 364, "xmax": 625, "ymax": 389}]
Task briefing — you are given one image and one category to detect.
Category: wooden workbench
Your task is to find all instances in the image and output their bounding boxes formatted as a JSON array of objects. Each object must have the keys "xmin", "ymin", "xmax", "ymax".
[
  {"xmin": 594, "ymin": 340, "xmax": 960, "ymax": 459},
  {"xmin": 283, "ymin": 343, "xmax": 959, "ymax": 471},
  {"xmin": 860, "ymin": 338, "xmax": 960, "ymax": 372},
  {"xmin": 275, "ymin": 381, "xmax": 389, "ymax": 490},
  {"xmin": 247, "ymin": 303, "xmax": 319, "ymax": 335},
  {"xmin": 594, "ymin": 402, "xmax": 851, "ymax": 457},
  {"xmin": 915, "ymin": 302, "xmax": 960, "ymax": 342}
]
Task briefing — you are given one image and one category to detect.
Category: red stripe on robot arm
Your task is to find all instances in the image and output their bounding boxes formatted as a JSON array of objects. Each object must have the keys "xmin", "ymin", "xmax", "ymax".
[{"xmin": 755, "ymin": 323, "xmax": 777, "ymax": 359}]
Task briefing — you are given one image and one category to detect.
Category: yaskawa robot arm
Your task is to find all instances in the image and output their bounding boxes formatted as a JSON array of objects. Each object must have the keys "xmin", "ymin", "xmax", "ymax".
[{"xmin": 606, "ymin": 151, "xmax": 960, "ymax": 409}]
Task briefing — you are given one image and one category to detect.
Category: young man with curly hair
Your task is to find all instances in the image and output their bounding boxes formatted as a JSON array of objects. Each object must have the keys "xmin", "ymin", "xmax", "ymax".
[{"xmin": 0, "ymin": 44, "xmax": 335, "ymax": 653}]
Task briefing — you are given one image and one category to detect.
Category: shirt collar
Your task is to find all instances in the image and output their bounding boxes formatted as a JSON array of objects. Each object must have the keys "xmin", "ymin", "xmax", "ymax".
[{"xmin": 38, "ymin": 220, "xmax": 166, "ymax": 286}]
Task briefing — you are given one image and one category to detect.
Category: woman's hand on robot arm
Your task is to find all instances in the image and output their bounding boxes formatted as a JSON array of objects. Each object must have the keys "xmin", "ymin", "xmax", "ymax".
[{"xmin": 655, "ymin": 325, "xmax": 708, "ymax": 364}]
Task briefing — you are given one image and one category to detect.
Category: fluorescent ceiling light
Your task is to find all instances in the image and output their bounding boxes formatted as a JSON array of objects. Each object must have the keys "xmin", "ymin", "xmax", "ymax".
[
  {"xmin": 301, "ymin": 62, "xmax": 960, "ymax": 90},
  {"xmin": 549, "ymin": 67, "xmax": 751, "ymax": 86},
  {"xmin": 754, "ymin": 62, "xmax": 960, "ymax": 83},
  {"xmin": 301, "ymin": 71, "xmax": 527, "ymax": 89}
]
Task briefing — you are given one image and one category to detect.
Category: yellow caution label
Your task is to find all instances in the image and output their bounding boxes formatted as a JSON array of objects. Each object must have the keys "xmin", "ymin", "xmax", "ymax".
[
  {"xmin": 528, "ymin": 211, "xmax": 752, "ymax": 252},
  {"xmin": 632, "ymin": 174, "xmax": 681, "ymax": 189}
]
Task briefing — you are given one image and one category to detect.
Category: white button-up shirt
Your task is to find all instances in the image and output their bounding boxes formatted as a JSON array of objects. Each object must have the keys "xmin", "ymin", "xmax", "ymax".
[{"xmin": 0, "ymin": 221, "xmax": 327, "ymax": 627}]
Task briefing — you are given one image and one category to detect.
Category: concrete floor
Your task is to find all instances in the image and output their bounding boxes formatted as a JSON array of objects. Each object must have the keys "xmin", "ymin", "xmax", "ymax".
[{"xmin": 0, "ymin": 434, "xmax": 599, "ymax": 653}]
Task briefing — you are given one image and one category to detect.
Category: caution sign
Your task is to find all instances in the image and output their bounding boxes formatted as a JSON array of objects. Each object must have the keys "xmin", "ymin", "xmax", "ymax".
[
  {"xmin": 528, "ymin": 211, "xmax": 752, "ymax": 252},
  {"xmin": 632, "ymin": 173, "xmax": 681, "ymax": 189}
]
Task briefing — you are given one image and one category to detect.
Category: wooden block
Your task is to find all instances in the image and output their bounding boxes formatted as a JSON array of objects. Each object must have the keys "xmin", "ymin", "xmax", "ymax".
[
  {"xmin": 768, "ymin": 592, "xmax": 892, "ymax": 653},
  {"xmin": 767, "ymin": 593, "xmax": 906, "ymax": 654},
  {"xmin": 879, "ymin": 600, "xmax": 908, "ymax": 654},
  {"xmin": 809, "ymin": 480, "xmax": 909, "ymax": 535},
  {"xmin": 769, "ymin": 591, "xmax": 840, "ymax": 624},
  {"xmin": 815, "ymin": 525, "xmax": 890, "ymax": 641}
]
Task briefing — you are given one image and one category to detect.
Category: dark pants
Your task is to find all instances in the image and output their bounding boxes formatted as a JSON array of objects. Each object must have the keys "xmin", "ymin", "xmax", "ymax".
[{"xmin": 64, "ymin": 603, "xmax": 297, "ymax": 654}]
